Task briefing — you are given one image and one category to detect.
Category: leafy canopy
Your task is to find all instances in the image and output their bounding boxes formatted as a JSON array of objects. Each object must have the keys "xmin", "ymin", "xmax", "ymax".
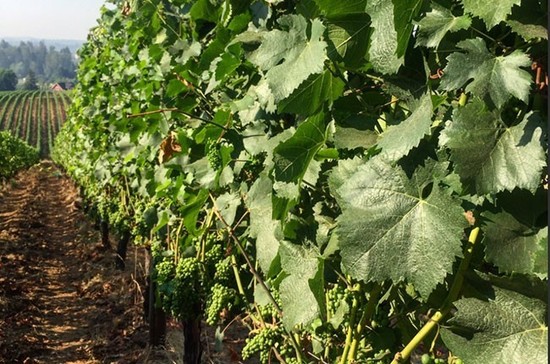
[
  {"xmin": 439, "ymin": 99, "xmax": 545, "ymax": 195},
  {"xmin": 442, "ymin": 284, "xmax": 548, "ymax": 364},
  {"xmin": 333, "ymin": 158, "xmax": 468, "ymax": 298},
  {"xmin": 440, "ymin": 38, "xmax": 532, "ymax": 108}
]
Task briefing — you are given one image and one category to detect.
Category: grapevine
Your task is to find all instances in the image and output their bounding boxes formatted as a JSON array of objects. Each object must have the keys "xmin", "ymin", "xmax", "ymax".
[
  {"xmin": 0, "ymin": 91, "xmax": 69, "ymax": 157},
  {"xmin": 52, "ymin": 0, "xmax": 547, "ymax": 363},
  {"xmin": 0, "ymin": 131, "xmax": 39, "ymax": 180}
]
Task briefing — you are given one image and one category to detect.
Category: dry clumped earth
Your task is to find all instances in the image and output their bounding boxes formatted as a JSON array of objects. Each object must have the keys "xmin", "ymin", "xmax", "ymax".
[{"xmin": 0, "ymin": 161, "xmax": 252, "ymax": 364}]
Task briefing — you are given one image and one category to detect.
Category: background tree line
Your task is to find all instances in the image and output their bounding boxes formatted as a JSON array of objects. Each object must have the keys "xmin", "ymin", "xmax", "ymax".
[{"xmin": 0, "ymin": 40, "xmax": 77, "ymax": 89}]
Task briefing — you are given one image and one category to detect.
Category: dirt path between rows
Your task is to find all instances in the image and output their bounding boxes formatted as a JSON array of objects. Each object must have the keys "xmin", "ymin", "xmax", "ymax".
[
  {"xmin": 0, "ymin": 161, "xmax": 150, "ymax": 364},
  {"xmin": 0, "ymin": 161, "xmax": 255, "ymax": 364}
]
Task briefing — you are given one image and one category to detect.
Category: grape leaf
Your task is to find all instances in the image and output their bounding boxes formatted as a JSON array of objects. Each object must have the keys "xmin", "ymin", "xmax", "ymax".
[
  {"xmin": 393, "ymin": 0, "xmax": 423, "ymax": 57},
  {"xmin": 333, "ymin": 157, "xmax": 467, "ymax": 298},
  {"xmin": 365, "ymin": 0, "xmax": 404, "ymax": 74},
  {"xmin": 415, "ymin": 4, "xmax": 472, "ymax": 48},
  {"xmin": 439, "ymin": 99, "xmax": 546, "ymax": 195},
  {"xmin": 272, "ymin": 113, "xmax": 327, "ymax": 219},
  {"xmin": 328, "ymin": 157, "xmax": 366, "ymax": 203},
  {"xmin": 273, "ymin": 112, "xmax": 327, "ymax": 183},
  {"xmin": 332, "ymin": 95, "xmax": 379, "ymax": 150},
  {"xmin": 492, "ymin": 187, "xmax": 548, "ymax": 227},
  {"xmin": 472, "ymin": 271, "xmax": 548, "ymax": 302},
  {"xmin": 439, "ymin": 38, "xmax": 532, "ymax": 108},
  {"xmin": 377, "ymin": 93, "xmax": 433, "ymax": 161},
  {"xmin": 279, "ymin": 241, "xmax": 325, "ymax": 330},
  {"xmin": 506, "ymin": 0, "xmax": 548, "ymax": 41},
  {"xmin": 213, "ymin": 192, "xmax": 241, "ymax": 228},
  {"xmin": 533, "ymin": 233, "xmax": 548, "ymax": 277},
  {"xmin": 278, "ymin": 70, "xmax": 345, "ymax": 116},
  {"xmin": 441, "ymin": 285, "xmax": 548, "ymax": 364},
  {"xmin": 190, "ymin": 0, "xmax": 220, "ymax": 22},
  {"xmin": 326, "ymin": 13, "xmax": 370, "ymax": 68},
  {"xmin": 246, "ymin": 175, "xmax": 283, "ymax": 273},
  {"xmin": 334, "ymin": 125, "xmax": 378, "ymax": 150},
  {"xmin": 314, "ymin": 0, "xmax": 367, "ymax": 17},
  {"xmin": 482, "ymin": 210, "xmax": 547, "ymax": 278},
  {"xmin": 507, "ymin": 20, "xmax": 548, "ymax": 41},
  {"xmin": 179, "ymin": 189, "xmax": 209, "ymax": 236},
  {"xmin": 462, "ymin": 0, "xmax": 521, "ymax": 28},
  {"xmin": 244, "ymin": 14, "xmax": 327, "ymax": 103}
]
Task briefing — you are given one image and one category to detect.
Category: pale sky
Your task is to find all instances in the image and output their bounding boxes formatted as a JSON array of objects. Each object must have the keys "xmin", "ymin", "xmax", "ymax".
[{"xmin": 0, "ymin": 0, "xmax": 107, "ymax": 40}]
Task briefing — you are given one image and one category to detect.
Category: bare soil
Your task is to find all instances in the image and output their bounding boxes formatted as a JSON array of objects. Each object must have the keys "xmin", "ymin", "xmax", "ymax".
[{"xmin": 0, "ymin": 161, "xmax": 252, "ymax": 364}]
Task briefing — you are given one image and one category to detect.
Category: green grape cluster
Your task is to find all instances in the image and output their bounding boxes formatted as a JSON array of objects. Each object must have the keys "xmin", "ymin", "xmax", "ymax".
[
  {"xmin": 242, "ymin": 326, "xmax": 283, "ymax": 364},
  {"xmin": 326, "ymin": 284, "xmax": 351, "ymax": 317},
  {"xmin": 130, "ymin": 199, "xmax": 154, "ymax": 239},
  {"xmin": 257, "ymin": 302, "xmax": 278, "ymax": 322},
  {"xmin": 371, "ymin": 306, "xmax": 390, "ymax": 330},
  {"xmin": 365, "ymin": 349, "xmax": 392, "ymax": 363},
  {"xmin": 205, "ymin": 283, "xmax": 236, "ymax": 325},
  {"xmin": 205, "ymin": 242, "xmax": 223, "ymax": 262},
  {"xmin": 283, "ymin": 358, "xmax": 300, "ymax": 364},
  {"xmin": 202, "ymin": 234, "xmax": 232, "ymax": 283},
  {"xmin": 156, "ymin": 258, "xmax": 176, "ymax": 282},
  {"xmin": 213, "ymin": 256, "xmax": 232, "ymax": 284},
  {"xmin": 278, "ymin": 339, "xmax": 303, "ymax": 364},
  {"xmin": 170, "ymin": 257, "xmax": 203, "ymax": 320},
  {"xmin": 156, "ymin": 257, "xmax": 176, "ymax": 303},
  {"xmin": 206, "ymin": 139, "xmax": 222, "ymax": 170},
  {"xmin": 256, "ymin": 288, "xmax": 282, "ymax": 322},
  {"xmin": 420, "ymin": 354, "xmax": 449, "ymax": 364},
  {"xmin": 95, "ymin": 197, "xmax": 109, "ymax": 220},
  {"xmin": 109, "ymin": 207, "xmax": 128, "ymax": 231},
  {"xmin": 204, "ymin": 241, "xmax": 224, "ymax": 277}
]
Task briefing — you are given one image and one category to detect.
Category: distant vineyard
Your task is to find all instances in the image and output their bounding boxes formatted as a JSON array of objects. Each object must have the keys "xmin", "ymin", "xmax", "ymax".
[{"xmin": 0, "ymin": 90, "xmax": 70, "ymax": 157}]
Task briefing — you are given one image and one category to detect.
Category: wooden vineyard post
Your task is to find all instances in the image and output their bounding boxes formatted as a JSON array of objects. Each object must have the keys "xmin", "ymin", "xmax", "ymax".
[
  {"xmin": 115, "ymin": 230, "xmax": 131, "ymax": 270},
  {"xmin": 100, "ymin": 219, "xmax": 110, "ymax": 249},
  {"xmin": 145, "ymin": 249, "xmax": 166, "ymax": 347},
  {"xmin": 182, "ymin": 316, "xmax": 202, "ymax": 363}
]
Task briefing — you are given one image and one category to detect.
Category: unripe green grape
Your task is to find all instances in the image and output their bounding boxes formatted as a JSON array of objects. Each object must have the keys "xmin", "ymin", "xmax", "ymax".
[
  {"xmin": 326, "ymin": 284, "xmax": 349, "ymax": 316},
  {"xmin": 242, "ymin": 326, "xmax": 282, "ymax": 363},
  {"xmin": 170, "ymin": 257, "xmax": 203, "ymax": 320},
  {"xmin": 156, "ymin": 259, "xmax": 175, "ymax": 282},
  {"xmin": 257, "ymin": 303, "xmax": 278, "ymax": 321},
  {"xmin": 213, "ymin": 257, "xmax": 231, "ymax": 283},
  {"xmin": 284, "ymin": 358, "xmax": 300, "ymax": 364},
  {"xmin": 205, "ymin": 283, "xmax": 235, "ymax": 325},
  {"xmin": 421, "ymin": 353, "xmax": 434, "ymax": 364},
  {"xmin": 206, "ymin": 139, "xmax": 222, "ymax": 170},
  {"xmin": 205, "ymin": 243, "xmax": 223, "ymax": 261}
]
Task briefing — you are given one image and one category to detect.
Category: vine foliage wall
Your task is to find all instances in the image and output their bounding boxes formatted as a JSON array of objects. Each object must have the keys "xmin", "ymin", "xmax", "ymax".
[{"xmin": 53, "ymin": 0, "xmax": 547, "ymax": 363}]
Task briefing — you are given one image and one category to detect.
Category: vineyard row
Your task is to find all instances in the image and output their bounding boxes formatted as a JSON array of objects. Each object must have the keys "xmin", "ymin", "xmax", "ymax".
[{"xmin": 0, "ymin": 90, "xmax": 70, "ymax": 157}]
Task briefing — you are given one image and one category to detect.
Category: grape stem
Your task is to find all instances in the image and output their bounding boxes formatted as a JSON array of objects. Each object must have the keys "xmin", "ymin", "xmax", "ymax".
[
  {"xmin": 230, "ymin": 254, "xmax": 246, "ymax": 296},
  {"xmin": 390, "ymin": 227, "xmax": 480, "ymax": 364},
  {"xmin": 339, "ymin": 295, "xmax": 359, "ymax": 364},
  {"xmin": 348, "ymin": 283, "xmax": 383, "ymax": 362},
  {"xmin": 126, "ymin": 107, "xmax": 230, "ymax": 130}
]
